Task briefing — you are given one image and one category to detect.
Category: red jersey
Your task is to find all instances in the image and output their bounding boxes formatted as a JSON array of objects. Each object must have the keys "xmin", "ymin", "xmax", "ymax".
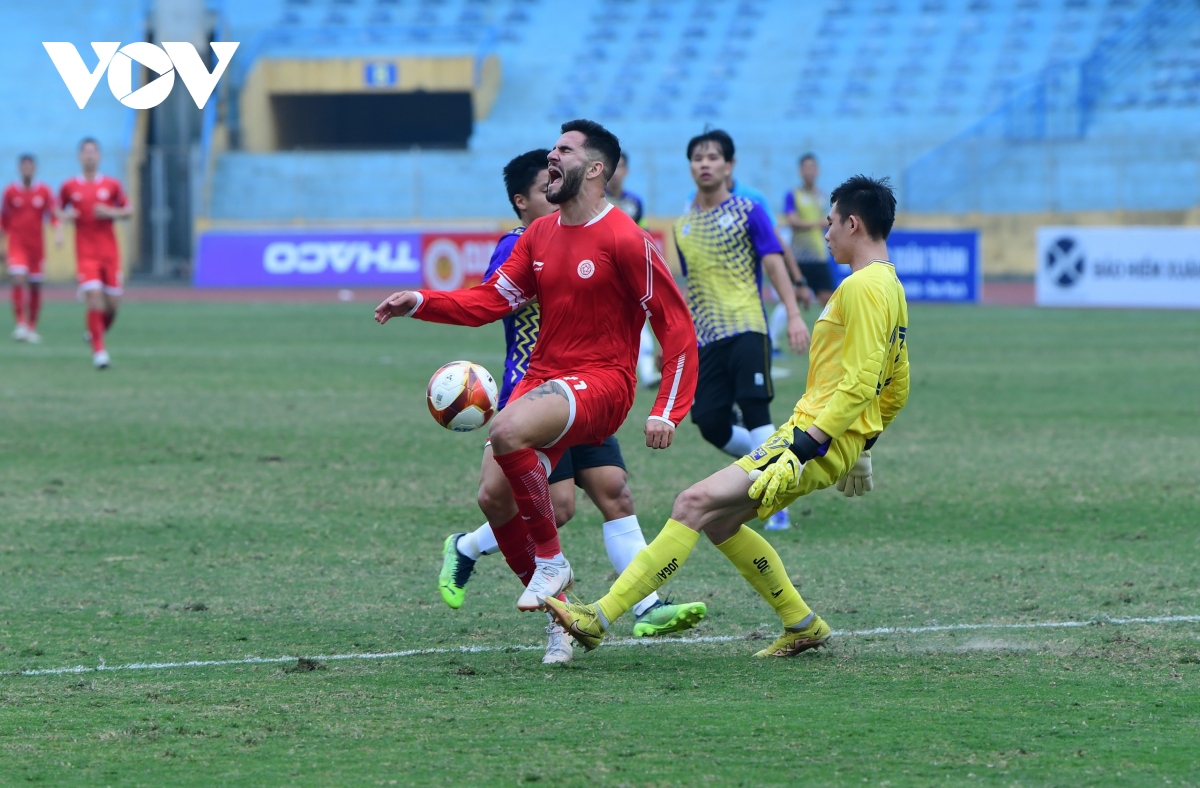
[
  {"xmin": 413, "ymin": 204, "xmax": 698, "ymax": 426},
  {"xmin": 59, "ymin": 174, "xmax": 127, "ymax": 262},
  {"xmin": 1, "ymin": 181, "xmax": 57, "ymax": 254}
]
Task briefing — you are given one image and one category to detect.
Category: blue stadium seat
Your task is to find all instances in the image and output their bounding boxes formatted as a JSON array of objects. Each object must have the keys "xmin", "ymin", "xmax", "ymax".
[
  {"xmin": 0, "ymin": 2, "xmax": 143, "ymax": 191},
  {"xmin": 200, "ymin": 0, "xmax": 1195, "ymax": 219}
]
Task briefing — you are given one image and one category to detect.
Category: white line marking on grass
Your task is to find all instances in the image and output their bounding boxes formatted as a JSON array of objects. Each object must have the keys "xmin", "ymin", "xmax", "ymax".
[{"xmin": 5, "ymin": 614, "xmax": 1198, "ymax": 678}]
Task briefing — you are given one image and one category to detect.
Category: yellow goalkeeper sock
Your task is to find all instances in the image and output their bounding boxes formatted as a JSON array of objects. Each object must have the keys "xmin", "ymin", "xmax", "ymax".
[
  {"xmin": 715, "ymin": 525, "xmax": 812, "ymax": 628},
  {"xmin": 596, "ymin": 519, "xmax": 699, "ymax": 626}
]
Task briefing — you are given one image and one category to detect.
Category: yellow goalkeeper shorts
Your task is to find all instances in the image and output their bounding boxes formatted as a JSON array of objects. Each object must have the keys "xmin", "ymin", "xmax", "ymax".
[{"xmin": 734, "ymin": 415, "xmax": 866, "ymax": 520}]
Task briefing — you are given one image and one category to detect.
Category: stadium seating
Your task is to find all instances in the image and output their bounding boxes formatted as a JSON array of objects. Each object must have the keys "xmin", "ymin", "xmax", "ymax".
[
  {"xmin": 200, "ymin": 0, "xmax": 1198, "ymax": 220},
  {"xmin": 0, "ymin": 2, "xmax": 143, "ymax": 190},
  {"xmin": 906, "ymin": 0, "xmax": 1200, "ymax": 212}
]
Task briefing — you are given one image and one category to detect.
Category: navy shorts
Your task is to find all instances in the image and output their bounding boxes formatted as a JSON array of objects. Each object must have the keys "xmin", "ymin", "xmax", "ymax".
[
  {"xmin": 799, "ymin": 260, "xmax": 835, "ymax": 294},
  {"xmin": 548, "ymin": 435, "xmax": 626, "ymax": 486},
  {"xmin": 692, "ymin": 331, "xmax": 773, "ymax": 420}
]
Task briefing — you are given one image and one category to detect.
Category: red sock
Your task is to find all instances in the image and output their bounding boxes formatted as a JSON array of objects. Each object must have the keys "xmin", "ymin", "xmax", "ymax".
[
  {"xmin": 491, "ymin": 514, "xmax": 536, "ymax": 585},
  {"xmin": 27, "ymin": 285, "xmax": 40, "ymax": 329},
  {"xmin": 493, "ymin": 448, "xmax": 561, "ymax": 559},
  {"xmin": 87, "ymin": 310, "xmax": 106, "ymax": 352},
  {"xmin": 11, "ymin": 284, "xmax": 24, "ymax": 326},
  {"xmin": 103, "ymin": 309, "xmax": 117, "ymax": 330}
]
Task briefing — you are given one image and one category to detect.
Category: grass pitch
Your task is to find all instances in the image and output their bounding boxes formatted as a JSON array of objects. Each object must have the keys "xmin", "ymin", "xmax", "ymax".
[{"xmin": 1, "ymin": 300, "xmax": 1198, "ymax": 786}]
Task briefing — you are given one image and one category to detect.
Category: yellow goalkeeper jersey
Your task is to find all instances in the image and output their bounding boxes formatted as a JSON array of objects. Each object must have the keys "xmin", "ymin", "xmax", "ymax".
[{"xmin": 794, "ymin": 260, "xmax": 910, "ymax": 439}]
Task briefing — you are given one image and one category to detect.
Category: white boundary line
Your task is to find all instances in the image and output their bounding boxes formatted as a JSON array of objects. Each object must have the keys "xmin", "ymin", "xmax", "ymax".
[{"xmin": 5, "ymin": 614, "xmax": 1198, "ymax": 678}]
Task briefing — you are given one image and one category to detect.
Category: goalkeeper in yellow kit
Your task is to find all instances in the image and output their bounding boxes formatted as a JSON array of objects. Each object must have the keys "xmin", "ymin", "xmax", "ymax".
[{"xmin": 545, "ymin": 175, "xmax": 909, "ymax": 657}]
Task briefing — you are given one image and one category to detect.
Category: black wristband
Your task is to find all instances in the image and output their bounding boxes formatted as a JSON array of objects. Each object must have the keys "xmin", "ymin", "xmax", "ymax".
[
  {"xmin": 790, "ymin": 427, "xmax": 829, "ymax": 463},
  {"xmin": 863, "ymin": 436, "xmax": 878, "ymax": 451}
]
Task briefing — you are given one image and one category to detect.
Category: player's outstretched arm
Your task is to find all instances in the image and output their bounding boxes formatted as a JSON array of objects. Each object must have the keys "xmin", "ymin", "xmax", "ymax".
[
  {"xmin": 374, "ymin": 291, "xmax": 420, "ymax": 324},
  {"xmin": 378, "ymin": 236, "xmax": 537, "ymax": 328}
]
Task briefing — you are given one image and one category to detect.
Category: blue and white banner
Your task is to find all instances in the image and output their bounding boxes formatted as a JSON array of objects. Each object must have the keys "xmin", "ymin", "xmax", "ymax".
[
  {"xmin": 834, "ymin": 229, "xmax": 981, "ymax": 303},
  {"xmin": 1037, "ymin": 227, "xmax": 1200, "ymax": 309},
  {"xmin": 194, "ymin": 230, "xmax": 424, "ymax": 287}
]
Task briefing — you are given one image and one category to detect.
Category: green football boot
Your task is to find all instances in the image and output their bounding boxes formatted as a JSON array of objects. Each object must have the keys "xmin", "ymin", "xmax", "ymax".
[
  {"xmin": 632, "ymin": 599, "xmax": 708, "ymax": 638},
  {"xmin": 438, "ymin": 533, "xmax": 476, "ymax": 609}
]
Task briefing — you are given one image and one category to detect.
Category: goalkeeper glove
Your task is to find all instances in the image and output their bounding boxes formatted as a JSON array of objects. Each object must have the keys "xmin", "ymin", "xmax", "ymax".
[
  {"xmin": 835, "ymin": 451, "xmax": 873, "ymax": 497},
  {"xmin": 748, "ymin": 449, "xmax": 801, "ymax": 509},
  {"xmin": 748, "ymin": 428, "xmax": 829, "ymax": 509}
]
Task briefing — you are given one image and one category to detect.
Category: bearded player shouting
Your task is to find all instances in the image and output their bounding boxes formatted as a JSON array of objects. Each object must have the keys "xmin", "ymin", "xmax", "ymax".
[{"xmin": 376, "ymin": 120, "xmax": 698, "ymax": 615}]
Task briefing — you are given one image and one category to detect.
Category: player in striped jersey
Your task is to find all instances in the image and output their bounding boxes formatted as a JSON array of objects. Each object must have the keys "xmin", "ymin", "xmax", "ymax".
[{"xmin": 674, "ymin": 130, "xmax": 808, "ymax": 531}]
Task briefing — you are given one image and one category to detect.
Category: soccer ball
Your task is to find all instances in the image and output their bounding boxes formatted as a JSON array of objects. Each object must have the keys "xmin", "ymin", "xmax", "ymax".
[{"xmin": 426, "ymin": 360, "xmax": 499, "ymax": 432}]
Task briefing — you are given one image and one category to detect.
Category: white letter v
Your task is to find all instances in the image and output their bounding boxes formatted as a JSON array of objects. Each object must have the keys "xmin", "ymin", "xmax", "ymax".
[
  {"xmin": 43, "ymin": 42, "xmax": 120, "ymax": 109},
  {"xmin": 163, "ymin": 42, "xmax": 239, "ymax": 109}
]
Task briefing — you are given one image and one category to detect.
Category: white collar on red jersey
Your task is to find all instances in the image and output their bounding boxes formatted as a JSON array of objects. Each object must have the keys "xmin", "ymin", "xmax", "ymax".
[
  {"xmin": 558, "ymin": 201, "xmax": 615, "ymax": 228},
  {"xmin": 77, "ymin": 173, "xmax": 105, "ymax": 184}
]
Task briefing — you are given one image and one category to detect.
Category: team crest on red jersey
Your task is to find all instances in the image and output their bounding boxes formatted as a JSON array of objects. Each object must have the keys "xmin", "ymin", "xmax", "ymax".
[{"xmin": 577, "ymin": 259, "xmax": 595, "ymax": 279}]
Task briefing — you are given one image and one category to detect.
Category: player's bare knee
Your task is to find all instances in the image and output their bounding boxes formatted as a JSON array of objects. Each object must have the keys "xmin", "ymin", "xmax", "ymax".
[
  {"xmin": 596, "ymin": 483, "xmax": 634, "ymax": 520},
  {"xmin": 487, "ymin": 414, "xmax": 533, "ymax": 454},
  {"xmin": 553, "ymin": 497, "xmax": 575, "ymax": 527},
  {"xmin": 700, "ymin": 511, "xmax": 747, "ymax": 545},
  {"xmin": 550, "ymin": 480, "xmax": 576, "ymax": 526},
  {"xmin": 671, "ymin": 483, "xmax": 711, "ymax": 527},
  {"xmin": 477, "ymin": 476, "xmax": 513, "ymax": 522},
  {"xmin": 486, "ymin": 413, "xmax": 518, "ymax": 453}
]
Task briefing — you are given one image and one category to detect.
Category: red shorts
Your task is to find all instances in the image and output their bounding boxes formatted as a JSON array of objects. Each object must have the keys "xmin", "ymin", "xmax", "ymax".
[
  {"xmin": 77, "ymin": 256, "xmax": 123, "ymax": 295},
  {"xmin": 509, "ymin": 369, "xmax": 635, "ymax": 472},
  {"xmin": 6, "ymin": 242, "xmax": 44, "ymax": 281}
]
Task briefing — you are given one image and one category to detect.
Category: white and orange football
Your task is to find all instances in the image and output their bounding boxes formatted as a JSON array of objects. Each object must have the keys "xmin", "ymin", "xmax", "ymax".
[{"xmin": 426, "ymin": 360, "xmax": 499, "ymax": 432}]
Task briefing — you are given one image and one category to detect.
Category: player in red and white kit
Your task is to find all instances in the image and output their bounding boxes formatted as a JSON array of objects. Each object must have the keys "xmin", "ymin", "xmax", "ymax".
[
  {"xmin": 1, "ymin": 154, "xmax": 60, "ymax": 343},
  {"xmin": 58, "ymin": 138, "xmax": 132, "ymax": 369},
  {"xmin": 376, "ymin": 119, "xmax": 699, "ymax": 613}
]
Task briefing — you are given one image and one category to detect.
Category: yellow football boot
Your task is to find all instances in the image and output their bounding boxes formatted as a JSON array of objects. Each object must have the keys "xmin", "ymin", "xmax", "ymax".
[
  {"xmin": 543, "ymin": 596, "xmax": 606, "ymax": 652},
  {"xmin": 754, "ymin": 615, "xmax": 832, "ymax": 658}
]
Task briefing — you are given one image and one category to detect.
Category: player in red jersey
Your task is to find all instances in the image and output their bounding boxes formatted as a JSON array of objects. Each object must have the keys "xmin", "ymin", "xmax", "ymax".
[
  {"xmin": 58, "ymin": 138, "xmax": 132, "ymax": 369},
  {"xmin": 1, "ymin": 154, "xmax": 60, "ymax": 343},
  {"xmin": 377, "ymin": 119, "xmax": 699, "ymax": 614}
]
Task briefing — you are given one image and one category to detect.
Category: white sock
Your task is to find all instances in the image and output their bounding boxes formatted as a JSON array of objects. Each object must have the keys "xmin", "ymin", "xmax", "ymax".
[
  {"xmin": 456, "ymin": 522, "xmax": 499, "ymax": 560},
  {"xmin": 748, "ymin": 424, "xmax": 776, "ymax": 449},
  {"xmin": 638, "ymin": 323, "xmax": 660, "ymax": 386},
  {"xmin": 770, "ymin": 302, "xmax": 789, "ymax": 347},
  {"xmin": 721, "ymin": 425, "xmax": 753, "ymax": 457},
  {"xmin": 536, "ymin": 553, "xmax": 566, "ymax": 566},
  {"xmin": 603, "ymin": 516, "xmax": 660, "ymax": 617},
  {"xmin": 639, "ymin": 323, "xmax": 655, "ymax": 354}
]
